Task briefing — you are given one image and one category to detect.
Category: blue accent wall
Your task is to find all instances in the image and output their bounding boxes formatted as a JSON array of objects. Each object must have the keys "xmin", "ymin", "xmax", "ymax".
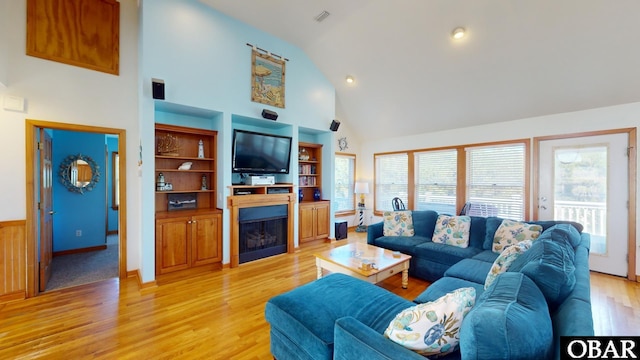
[
  {"xmin": 137, "ymin": 0, "xmax": 336, "ymax": 282},
  {"xmin": 52, "ymin": 131, "xmax": 107, "ymax": 252}
]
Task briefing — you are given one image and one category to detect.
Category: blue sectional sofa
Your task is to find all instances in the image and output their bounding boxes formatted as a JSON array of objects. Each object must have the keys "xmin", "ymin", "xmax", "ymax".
[{"xmin": 265, "ymin": 210, "xmax": 594, "ymax": 359}]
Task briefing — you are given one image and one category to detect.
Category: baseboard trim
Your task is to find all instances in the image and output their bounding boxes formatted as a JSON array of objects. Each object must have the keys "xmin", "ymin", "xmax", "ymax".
[
  {"xmin": 0, "ymin": 290, "xmax": 25, "ymax": 304},
  {"xmin": 128, "ymin": 269, "xmax": 157, "ymax": 291},
  {"xmin": 53, "ymin": 245, "xmax": 107, "ymax": 257}
]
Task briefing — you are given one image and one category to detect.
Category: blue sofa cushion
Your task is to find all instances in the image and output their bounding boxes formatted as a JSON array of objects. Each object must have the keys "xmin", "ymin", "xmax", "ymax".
[
  {"xmin": 471, "ymin": 250, "xmax": 499, "ymax": 263},
  {"xmin": 334, "ymin": 317, "xmax": 430, "ymax": 360},
  {"xmin": 444, "ymin": 258, "xmax": 493, "ymax": 284},
  {"xmin": 265, "ymin": 273, "xmax": 413, "ymax": 360},
  {"xmin": 532, "ymin": 220, "xmax": 583, "ymax": 233},
  {"xmin": 483, "ymin": 217, "xmax": 504, "ymax": 250},
  {"xmin": 482, "ymin": 217, "xmax": 583, "ymax": 250},
  {"xmin": 539, "ymin": 223, "xmax": 582, "ymax": 248},
  {"xmin": 373, "ymin": 236, "xmax": 430, "ymax": 255},
  {"xmin": 460, "ymin": 272, "xmax": 554, "ymax": 360},
  {"xmin": 410, "ymin": 210, "xmax": 440, "ymax": 238},
  {"xmin": 508, "ymin": 239, "xmax": 576, "ymax": 310},
  {"xmin": 413, "ymin": 242, "xmax": 482, "ymax": 267}
]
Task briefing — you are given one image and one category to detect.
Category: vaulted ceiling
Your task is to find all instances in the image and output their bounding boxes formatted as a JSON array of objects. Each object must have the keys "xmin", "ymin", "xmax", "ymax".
[{"xmin": 200, "ymin": 0, "xmax": 640, "ymax": 141}]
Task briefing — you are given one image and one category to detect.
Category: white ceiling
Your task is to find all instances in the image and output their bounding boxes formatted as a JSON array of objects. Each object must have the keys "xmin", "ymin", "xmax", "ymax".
[{"xmin": 200, "ymin": 0, "xmax": 640, "ymax": 141}]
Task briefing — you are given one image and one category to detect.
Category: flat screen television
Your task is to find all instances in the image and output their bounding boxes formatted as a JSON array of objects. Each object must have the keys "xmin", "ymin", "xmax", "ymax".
[{"xmin": 232, "ymin": 129, "xmax": 292, "ymax": 174}]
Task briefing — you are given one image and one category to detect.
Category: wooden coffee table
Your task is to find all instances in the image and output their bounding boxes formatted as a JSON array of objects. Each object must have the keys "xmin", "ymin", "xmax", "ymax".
[{"xmin": 314, "ymin": 243, "xmax": 411, "ymax": 288}]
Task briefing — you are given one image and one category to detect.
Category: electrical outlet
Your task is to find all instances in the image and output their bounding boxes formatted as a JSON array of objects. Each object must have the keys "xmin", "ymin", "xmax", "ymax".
[{"xmin": 76, "ymin": 230, "xmax": 82, "ymax": 237}]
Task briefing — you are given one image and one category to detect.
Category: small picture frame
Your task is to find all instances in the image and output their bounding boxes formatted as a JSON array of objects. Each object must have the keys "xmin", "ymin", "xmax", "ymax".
[{"xmin": 167, "ymin": 193, "xmax": 197, "ymax": 211}]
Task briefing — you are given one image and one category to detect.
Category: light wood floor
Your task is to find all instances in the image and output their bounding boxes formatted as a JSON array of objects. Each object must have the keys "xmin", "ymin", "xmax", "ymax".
[{"xmin": 0, "ymin": 232, "xmax": 638, "ymax": 359}]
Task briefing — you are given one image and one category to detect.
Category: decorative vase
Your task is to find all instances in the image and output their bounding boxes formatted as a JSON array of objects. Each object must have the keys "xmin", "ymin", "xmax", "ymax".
[
  {"xmin": 298, "ymin": 147, "xmax": 309, "ymax": 161},
  {"xmin": 313, "ymin": 188, "xmax": 321, "ymax": 201},
  {"xmin": 299, "ymin": 189, "xmax": 304, "ymax": 202}
]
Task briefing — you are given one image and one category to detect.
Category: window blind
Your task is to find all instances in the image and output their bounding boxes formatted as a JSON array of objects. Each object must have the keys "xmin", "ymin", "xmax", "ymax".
[
  {"xmin": 375, "ymin": 153, "xmax": 408, "ymax": 211},
  {"xmin": 334, "ymin": 154, "xmax": 355, "ymax": 212},
  {"xmin": 466, "ymin": 144, "xmax": 525, "ymax": 220},
  {"xmin": 415, "ymin": 149, "xmax": 457, "ymax": 214}
]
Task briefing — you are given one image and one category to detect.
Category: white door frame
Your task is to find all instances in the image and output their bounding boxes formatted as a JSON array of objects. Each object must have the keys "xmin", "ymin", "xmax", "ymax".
[{"xmin": 533, "ymin": 128, "xmax": 636, "ymax": 281}]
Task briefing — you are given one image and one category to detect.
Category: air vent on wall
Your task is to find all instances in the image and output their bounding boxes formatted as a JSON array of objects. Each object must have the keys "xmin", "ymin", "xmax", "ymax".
[{"xmin": 314, "ymin": 10, "xmax": 330, "ymax": 22}]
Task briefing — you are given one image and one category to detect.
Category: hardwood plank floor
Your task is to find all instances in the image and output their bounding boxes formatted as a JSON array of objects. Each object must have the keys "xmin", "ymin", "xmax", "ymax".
[{"xmin": 0, "ymin": 231, "xmax": 638, "ymax": 359}]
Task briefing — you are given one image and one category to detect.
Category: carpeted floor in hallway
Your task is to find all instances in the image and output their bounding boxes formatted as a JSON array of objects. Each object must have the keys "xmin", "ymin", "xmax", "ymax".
[{"xmin": 45, "ymin": 235, "xmax": 119, "ymax": 292}]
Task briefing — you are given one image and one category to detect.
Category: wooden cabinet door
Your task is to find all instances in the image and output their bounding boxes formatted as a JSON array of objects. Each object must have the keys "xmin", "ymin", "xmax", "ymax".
[
  {"xmin": 314, "ymin": 202, "xmax": 330, "ymax": 239},
  {"xmin": 155, "ymin": 216, "xmax": 191, "ymax": 274},
  {"xmin": 299, "ymin": 203, "xmax": 316, "ymax": 243},
  {"xmin": 192, "ymin": 213, "xmax": 222, "ymax": 266}
]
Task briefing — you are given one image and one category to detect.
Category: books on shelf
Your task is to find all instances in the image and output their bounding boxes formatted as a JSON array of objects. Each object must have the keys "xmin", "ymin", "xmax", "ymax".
[
  {"xmin": 298, "ymin": 164, "xmax": 316, "ymax": 175},
  {"xmin": 299, "ymin": 176, "xmax": 317, "ymax": 186}
]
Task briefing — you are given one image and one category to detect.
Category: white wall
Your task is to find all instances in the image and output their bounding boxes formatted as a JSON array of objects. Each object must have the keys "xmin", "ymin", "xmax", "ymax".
[
  {"xmin": 0, "ymin": 1, "xmax": 142, "ymax": 271},
  {"xmin": 331, "ymin": 119, "xmax": 367, "ymax": 228},
  {"xmin": 359, "ymin": 102, "xmax": 640, "ymax": 277}
]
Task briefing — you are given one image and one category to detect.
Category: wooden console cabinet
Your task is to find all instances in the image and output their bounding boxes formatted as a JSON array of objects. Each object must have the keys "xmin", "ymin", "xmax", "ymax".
[
  {"xmin": 299, "ymin": 200, "xmax": 330, "ymax": 243},
  {"xmin": 155, "ymin": 123, "xmax": 221, "ymax": 275},
  {"xmin": 155, "ymin": 210, "xmax": 222, "ymax": 275}
]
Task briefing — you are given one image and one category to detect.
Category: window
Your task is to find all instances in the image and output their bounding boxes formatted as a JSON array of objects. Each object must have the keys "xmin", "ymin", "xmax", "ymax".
[
  {"xmin": 415, "ymin": 149, "xmax": 457, "ymax": 214},
  {"xmin": 334, "ymin": 154, "xmax": 355, "ymax": 213},
  {"xmin": 373, "ymin": 140, "xmax": 529, "ymax": 218},
  {"xmin": 466, "ymin": 143, "xmax": 526, "ymax": 220},
  {"xmin": 375, "ymin": 153, "xmax": 408, "ymax": 211}
]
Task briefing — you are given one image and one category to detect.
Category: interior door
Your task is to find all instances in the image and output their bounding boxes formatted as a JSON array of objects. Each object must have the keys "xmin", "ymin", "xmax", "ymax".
[
  {"xmin": 538, "ymin": 133, "xmax": 629, "ymax": 277},
  {"xmin": 39, "ymin": 128, "xmax": 54, "ymax": 292}
]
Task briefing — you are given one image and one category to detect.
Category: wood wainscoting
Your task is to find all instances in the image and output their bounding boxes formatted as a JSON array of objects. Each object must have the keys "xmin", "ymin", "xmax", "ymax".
[{"xmin": 0, "ymin": 220, "xmax": 27, "ymax": 302}]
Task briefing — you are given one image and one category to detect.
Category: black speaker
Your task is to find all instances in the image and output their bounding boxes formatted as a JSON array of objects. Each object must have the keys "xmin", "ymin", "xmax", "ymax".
[
  {"xmin": 335, "ymin": 221, "xmax": 348, "ymax": 240},
  {"xmin": 261, "ymin": 109, "xmax": 278, "ymax": 121},
  {"xmin": 152, "ymin": 78, "xmax": 165, "ymax": 100},
  {"xmin": 329, "ymin": 119, "xmax": 340, "ymax": 131}
]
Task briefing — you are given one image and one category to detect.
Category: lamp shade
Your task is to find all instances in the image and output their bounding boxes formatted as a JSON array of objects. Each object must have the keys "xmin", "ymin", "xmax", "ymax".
[{"xmin": 354, "ymin": 182, "xmax": 369, "ymax": 194}]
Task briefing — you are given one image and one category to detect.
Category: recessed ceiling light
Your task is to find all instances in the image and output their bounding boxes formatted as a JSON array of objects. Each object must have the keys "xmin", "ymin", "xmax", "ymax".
[
  {"xmin": 452, "ymin": 27, "xmax": 466, "ymax": 40},
  {"xmin": 345, "ymin": 75, "xmax": 354, "ymax": 84}
]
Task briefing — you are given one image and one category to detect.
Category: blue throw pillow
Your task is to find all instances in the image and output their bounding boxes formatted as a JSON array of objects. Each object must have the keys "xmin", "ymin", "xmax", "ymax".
[
  {"xmin": 508, "ymin": 239, "xmax": 576, "ymax": 310},
  {"xmin": 538, "ymin": 223, "xmax": 582, "ymax": 248},
  {"xmin": 460, "ymin": 272, "xmax": 553, "ymax": 360}
]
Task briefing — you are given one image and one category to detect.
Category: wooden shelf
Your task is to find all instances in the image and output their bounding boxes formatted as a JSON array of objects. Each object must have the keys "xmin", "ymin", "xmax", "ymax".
[{"xmin": 155, "ymin": 123, "xmax": 217, "ymax": 213}]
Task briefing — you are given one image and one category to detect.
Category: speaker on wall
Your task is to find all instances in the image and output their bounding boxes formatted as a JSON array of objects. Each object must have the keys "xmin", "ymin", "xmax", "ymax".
[
  {"xmin": 335, "ymin": 221, "xmax": 348, "ymax": 240},
  {"xmin": 261, "ymin": 109, "xmax": 278, "ymax": 121},
  {"xmin": 329, "ymin": 119, "xmax": 340, "ymax": 131},
  {"xmin": 152, "ymin": 78, "xmax": 165, "ymax": 100}
]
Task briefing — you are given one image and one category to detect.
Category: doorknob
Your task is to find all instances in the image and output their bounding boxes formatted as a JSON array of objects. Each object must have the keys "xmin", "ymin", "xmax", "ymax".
[
  {"xmin": 49, "ymin": 211, "xmax": 56, "ymax": 215},
  {"xmin": 539, "ymin": 205, "xmax": 547, "ymax": 210}
]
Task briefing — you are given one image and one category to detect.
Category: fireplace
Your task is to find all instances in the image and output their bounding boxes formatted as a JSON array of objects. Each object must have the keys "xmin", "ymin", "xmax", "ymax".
[{"xmin": 238, "ymin": 204, "xmax": 288, "ymax": 264}]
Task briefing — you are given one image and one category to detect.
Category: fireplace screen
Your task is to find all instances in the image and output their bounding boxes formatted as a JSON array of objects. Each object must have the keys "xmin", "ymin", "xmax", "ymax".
[{"xmin": 238, "ymin": 204, "xmax": 288, "ymax": 264}]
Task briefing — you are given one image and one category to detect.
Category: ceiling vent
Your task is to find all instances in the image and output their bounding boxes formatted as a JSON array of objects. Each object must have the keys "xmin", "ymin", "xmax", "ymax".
[{"xmin": 314, "ymin": 10, "xmax": 330, "ymax": 22}]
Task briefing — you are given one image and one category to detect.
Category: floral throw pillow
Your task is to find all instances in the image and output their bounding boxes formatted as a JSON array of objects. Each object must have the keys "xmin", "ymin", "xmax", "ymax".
[
  {"xmin": 492, "ymin": 219, "xmax": 542, "ymax": 253},
  {"xmin": 432, "ymin": 215, "xmax": 472, "ymax": 248},
  {"xmin": 484, "ymin": 240, "xmax": 533, "ymax": 289},
  {"xmin": 385, "ymin": 287, "xmax": 476, "ymax": 356},
  {"xmin": 383, "ymin": 211, "xmax": 415, "ymax": 236}
]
